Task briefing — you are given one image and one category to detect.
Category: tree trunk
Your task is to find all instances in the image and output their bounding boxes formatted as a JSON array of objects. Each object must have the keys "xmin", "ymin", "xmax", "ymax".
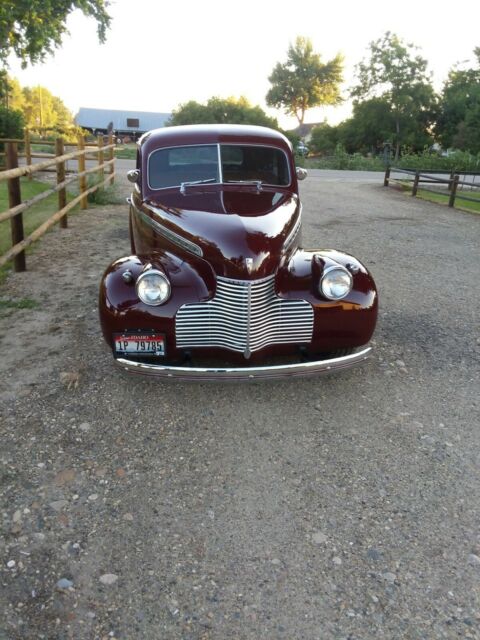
[
  {"xmin": 395, "ymin": 116, "xmax": 401, "ymax": 161},
  {"xmin": 295, "ymin": 109, "xmax": 305, "ymax": 127}
]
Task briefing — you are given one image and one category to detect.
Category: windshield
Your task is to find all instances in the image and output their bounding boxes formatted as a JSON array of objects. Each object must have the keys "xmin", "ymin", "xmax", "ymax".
[{"xmin": 148, "ymin": 144, "xmax": 290, "ymax": 190}]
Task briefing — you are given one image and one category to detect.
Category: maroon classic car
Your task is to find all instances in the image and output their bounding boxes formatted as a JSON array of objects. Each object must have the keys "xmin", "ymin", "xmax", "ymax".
[{"xmin": 99, "ymin": 125, "xmax": 378, "ymax": 380}]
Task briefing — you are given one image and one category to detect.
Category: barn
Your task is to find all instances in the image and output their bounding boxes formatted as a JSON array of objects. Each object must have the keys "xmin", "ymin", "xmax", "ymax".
[{"xmin": 75, "ymin": 107, "xmax": 171, "ymax": 139}]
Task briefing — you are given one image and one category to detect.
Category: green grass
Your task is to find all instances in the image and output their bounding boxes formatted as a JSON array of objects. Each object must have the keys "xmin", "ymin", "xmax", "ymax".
[
  {"xmin": 0, "ymin": 297, "xmax": 39, "ymax": 317},
  {"xmin": 114, "ymin": 144, "xmax": 136, "ymax": 159},
  {"xmin": 0, "ymin": 177, "xmax": 82, "ymax": 281},
  {"xmin": 0, "ymin": 297, "xmax": 38, "ymax": 309},
  {"xmin": 0, "ymin": 175, "xmax": 123, "ymax": 279},
  {"xmin": 0, "ymin": 178, "xmax": 75, "ymax": 257},
  {"xmin": 416, "ymin": 187, "xmax": 480, "ymax": 213},
  {"xmin": 396, "ymin": 181, "xmax": 480, "ymax": 213}
]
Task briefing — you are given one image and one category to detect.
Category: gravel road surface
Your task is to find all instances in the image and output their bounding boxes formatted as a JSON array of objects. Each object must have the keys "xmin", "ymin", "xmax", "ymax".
[{"xmin": 1, "ymin": 167, "xmax": 479, "ymax": 639}]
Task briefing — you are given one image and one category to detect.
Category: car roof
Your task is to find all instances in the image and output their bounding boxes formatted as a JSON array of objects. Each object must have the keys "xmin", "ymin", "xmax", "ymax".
[{"xmin": 139, "ymin": 124, "xmax": 292, "ymax": 153}]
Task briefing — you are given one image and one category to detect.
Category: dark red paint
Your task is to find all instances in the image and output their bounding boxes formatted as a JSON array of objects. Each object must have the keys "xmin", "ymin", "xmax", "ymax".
[{"xmin": 99, "ymin": 125, "xmax": 378, "ymax": 367}]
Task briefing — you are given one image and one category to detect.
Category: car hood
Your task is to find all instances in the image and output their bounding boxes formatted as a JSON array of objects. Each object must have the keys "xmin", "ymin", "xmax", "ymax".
[{"xmin": 142, "ymin": 189, "xmax": 300, "ymax": 279}]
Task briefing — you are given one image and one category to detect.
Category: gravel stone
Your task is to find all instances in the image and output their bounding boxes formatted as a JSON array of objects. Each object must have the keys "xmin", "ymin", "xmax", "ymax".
[
  {"xmin": 49, "ymin": 500, "xmax": 68, "ymax": 512},
  {"xmin": 468, "ymin": 554, "xmax": 480, "ymax": 566},
  {"xmin": 1, "ymin": 166, "xmax": 479, "ymax": 639},
  {"xmin": 56, "ymin": 578, "xmax": 74, "ymax": 590},
  {"xmin": 312, "ymin": 531, "xmax": 327, "ymax": 544},
  {"xmin": 366, "ymin": 548, "xmax": 381, "ymax": 561},
  {"xmin": 99, "ymin": 573, "xmax": 119, "ymax": 585}
]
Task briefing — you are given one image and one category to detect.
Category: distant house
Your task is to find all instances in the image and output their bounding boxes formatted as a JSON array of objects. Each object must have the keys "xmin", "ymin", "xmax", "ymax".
[
  {"xmin": 75, "ymin": 107, "xmax": 171, "ymax": 139},
  {"xmin": 292, "ymin": 123, "xmax": 322, "ymax": 142}
]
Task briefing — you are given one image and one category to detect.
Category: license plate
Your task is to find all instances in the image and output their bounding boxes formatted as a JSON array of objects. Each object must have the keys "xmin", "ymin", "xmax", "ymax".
[{"xmin": 114, "ymin": 333, "xmax": 165, "ymax": 356}]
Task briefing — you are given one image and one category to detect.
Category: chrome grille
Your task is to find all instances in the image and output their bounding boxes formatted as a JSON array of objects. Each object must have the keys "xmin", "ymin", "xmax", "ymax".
[{"xmin": 176, "ymin": 275, "xmax": 313, "ymax": 356}]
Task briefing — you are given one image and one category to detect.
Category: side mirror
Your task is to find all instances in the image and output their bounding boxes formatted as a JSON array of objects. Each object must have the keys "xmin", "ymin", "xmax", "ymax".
[
  {"xmin": 127, "ymin": 169, "xmax": 140, "ymax": 183},
  {"xmin": 296, "ymin": 167, "xmax": 308, "ymax": 181}
]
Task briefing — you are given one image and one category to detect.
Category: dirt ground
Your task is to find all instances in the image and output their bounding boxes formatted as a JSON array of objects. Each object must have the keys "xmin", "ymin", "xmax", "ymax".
[{"xmin": 1, "ymin": 168, "xmax": 479, "ymax": 639}]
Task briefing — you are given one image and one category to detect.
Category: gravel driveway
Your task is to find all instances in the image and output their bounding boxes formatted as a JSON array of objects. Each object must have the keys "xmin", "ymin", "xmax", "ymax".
[{"xmin": 1, "ymin": 168, "xmax": 479, "ymax": 639}]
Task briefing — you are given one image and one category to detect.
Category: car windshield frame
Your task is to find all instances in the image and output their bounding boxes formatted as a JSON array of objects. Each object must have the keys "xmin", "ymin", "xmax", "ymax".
[{"xmin": 147, "ymin": 143, "xmax": 292, "ymax": 191}]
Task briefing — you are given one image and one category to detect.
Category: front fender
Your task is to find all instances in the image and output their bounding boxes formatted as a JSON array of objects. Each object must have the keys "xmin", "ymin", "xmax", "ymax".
[
  {"xmin": 277, "ymin": 249, "xmax": 378, "ymax": 349},
  {"xmin": 98, "ymin": 250, "xmax": 215, "ymax": 349}
]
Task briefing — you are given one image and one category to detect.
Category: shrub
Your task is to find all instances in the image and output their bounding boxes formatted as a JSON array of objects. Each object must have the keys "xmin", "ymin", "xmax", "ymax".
[
  {"xmin": 87, "ymin": 184, "xmax": 123, "ymax": 205},
  {"xmin": 0, "ymin": 106, "xmax": 24, "ymax": 139},
  {"xmin": 305, "ymin": 144, "xmax": 385, "ymax": 171},
  {"xmin": 397, "ymin": 149, "xmax": 480, "ymax": 172},
  {"xmin": 86, "ymin": 176, "xmax": 123, "ymax": 205}
]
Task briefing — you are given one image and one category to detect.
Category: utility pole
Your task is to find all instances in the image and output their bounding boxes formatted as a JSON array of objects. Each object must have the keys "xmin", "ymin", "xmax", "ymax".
[{"xmin": 39, "ymin": 86, "xmax": 43, "ymax": 127}]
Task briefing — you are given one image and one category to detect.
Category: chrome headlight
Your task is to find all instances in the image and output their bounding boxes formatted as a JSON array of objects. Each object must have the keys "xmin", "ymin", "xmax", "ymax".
[
  {"xmin": 136, "ymin": 269, "xmax": 171, "ymax": 306},
  {"xmin": 320, "ymin": 265, "xmax": 353, "ymax": 301}
]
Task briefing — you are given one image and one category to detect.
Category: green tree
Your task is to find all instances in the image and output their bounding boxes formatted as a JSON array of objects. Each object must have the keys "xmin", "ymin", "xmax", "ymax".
[
  {"xmin": 339, "ymin": 98, "xmax": 394, "ymax": 154},
  {"xmin": 309, "ymin": 122, "xmax": 339, "ymax": 155},
  {"xmin": 0, "ymin": 74, "xmax": 25, "ymax": 110},
  {"xmin": 351, "ymin": 32, "xmax": 437, "ymax": 160},
  {"xmin": 168, "ymin": 96, "xmax": 279, "ymax": 128},
  {"xmin": 437, "ymin": 48, "xmax": 480, "ymax": 153},
  {"xmin": 0, "ymin": 106, "xmax": 24, "ymax": 138},
  {"xmin": 0, "ymin": 0, "xmax": 111, "ymax": 67},
  {"xmin": 21, "ymin": 85, "xmax": 73, "ymax": 129},
  {"xmin": 0, "ymin": 70, "xmax": 10, "ymax": 106},
  {"xmin": 266, "ymin": 37, "xmax": 343, "ymax": 126}
]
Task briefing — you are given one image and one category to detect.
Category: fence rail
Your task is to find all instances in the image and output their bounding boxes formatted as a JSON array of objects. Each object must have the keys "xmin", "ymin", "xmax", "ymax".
[
  {"xmin": 0, "ymin": 134, "xmax": 115, "ymax": 272},
  {"xmin": 0, "ymin": 129, "xmax": 111, "ymax": 171},
  {"xmin": 384, "ymin": 167, "xmax": 480, "ymax": 208}
]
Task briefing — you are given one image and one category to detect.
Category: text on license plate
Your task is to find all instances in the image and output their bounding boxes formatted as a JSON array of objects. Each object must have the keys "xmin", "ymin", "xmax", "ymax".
[{"xmin": 114, "ymin": 334, "xmax": 165, "ymax": 355}]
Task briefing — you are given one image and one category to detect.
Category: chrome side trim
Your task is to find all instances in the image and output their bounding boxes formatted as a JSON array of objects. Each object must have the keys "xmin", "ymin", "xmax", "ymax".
[
  {"xmin": 114, "ymin": 347, "xmax": 372, "ymax": 381},
  {"xmin": 134, "ymin": 206, "xmax": 203, "ymax": 257}
]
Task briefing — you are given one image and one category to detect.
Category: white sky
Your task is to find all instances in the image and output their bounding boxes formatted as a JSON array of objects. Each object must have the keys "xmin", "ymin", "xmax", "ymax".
[{"xmin": 7, "ymin": 0, "xmax": 480, "ymax": 129}]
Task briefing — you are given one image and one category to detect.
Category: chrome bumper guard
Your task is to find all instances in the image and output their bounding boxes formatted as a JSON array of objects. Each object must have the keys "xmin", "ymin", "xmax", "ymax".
[{"xmin": 114, "ymin": 347, "xmax": 372, "ymax": 381}]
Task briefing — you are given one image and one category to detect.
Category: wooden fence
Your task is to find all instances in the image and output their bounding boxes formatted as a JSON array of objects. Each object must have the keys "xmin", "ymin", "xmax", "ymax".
[
  {"xmin": 0, "ymin": 134, "xmax": 115, "ymax": 272},
  {"xmin": 384, "ymin": 167, "xmax": 480, "ymax": 208}
]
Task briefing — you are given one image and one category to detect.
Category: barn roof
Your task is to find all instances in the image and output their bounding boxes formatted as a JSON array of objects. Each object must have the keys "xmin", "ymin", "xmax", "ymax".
[{"xmin": 75, "ymin": 107, "xmax": 171, "ymax": 132}]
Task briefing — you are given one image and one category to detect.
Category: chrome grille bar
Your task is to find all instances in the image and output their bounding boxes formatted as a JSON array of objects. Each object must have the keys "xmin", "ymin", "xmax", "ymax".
[{"xmin": 176, "ymin": 275, "xmax": 313, "ymax": 355}]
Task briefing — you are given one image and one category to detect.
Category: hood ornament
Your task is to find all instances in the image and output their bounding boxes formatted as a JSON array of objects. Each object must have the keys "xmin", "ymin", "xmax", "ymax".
[{"xmin": 245, "ymin": 258, "xmax": 254, "ymax": 274}]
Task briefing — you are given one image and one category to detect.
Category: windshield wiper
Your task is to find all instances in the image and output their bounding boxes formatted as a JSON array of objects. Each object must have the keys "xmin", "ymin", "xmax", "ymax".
[
  {"xmin": 180, "ymin": 178, "xmax": 216, "ymax": 195},
  {"xmin": 224, "ymin": 180, "xmax": 263, "ymax": 193}
]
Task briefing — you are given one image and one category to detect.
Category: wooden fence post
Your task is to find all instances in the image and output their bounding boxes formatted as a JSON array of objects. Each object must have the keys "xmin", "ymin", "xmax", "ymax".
[
  {"xmin": 6, "ymin": 142, "xmax": 26, "ymax": 272},
  {"xmin": 77, "ymin": 135, "xmax": 87, "ymax": 210},
  {"xmin": 24, "ymin": 129, "xmax": 32, "ymax": 180},
  {"xmin": 97, "ymin": 134, "xmax": 104, "ymax": 182},
  {"xmin": 108, "ymin": 133, "xmax": 115, "ymax": 185},
  {"xmin": 383, "ymin": 166, "xmax": 390, "ymax": 187},
  {"xmin": 448, "ymin": 169, "xmax": 454, "ymax": 192},
  {"xmin": 55, "ymin": 138, "xmax": 67, "ymax": 228},
  {"xmin": 412, "ymin": 171, "xmax": 420, "ymax": 197},
  {"xmin": 448, "ymin": 175, "xmax": 459, "ymax": 208}
]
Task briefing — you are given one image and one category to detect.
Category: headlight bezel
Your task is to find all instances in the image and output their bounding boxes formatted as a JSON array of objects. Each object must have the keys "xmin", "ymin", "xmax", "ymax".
[
  {"xmin": 136, "ymin": 269, "xmax": 171, "ymax": 306},
  {"xmin": 320, "ymin": 265, "xmax": 353, "ymax": 301}
]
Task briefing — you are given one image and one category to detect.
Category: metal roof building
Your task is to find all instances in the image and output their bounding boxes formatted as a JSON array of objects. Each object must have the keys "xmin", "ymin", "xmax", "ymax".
[{"xmin": 75, "ymin": 107, "xmax": 171, "ymax": 135}]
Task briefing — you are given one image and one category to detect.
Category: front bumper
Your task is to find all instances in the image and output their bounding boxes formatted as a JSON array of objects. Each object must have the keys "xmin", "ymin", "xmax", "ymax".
[{"xmin": 114, "ymin": 346, "xmax": 372, "ymax": 381}]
